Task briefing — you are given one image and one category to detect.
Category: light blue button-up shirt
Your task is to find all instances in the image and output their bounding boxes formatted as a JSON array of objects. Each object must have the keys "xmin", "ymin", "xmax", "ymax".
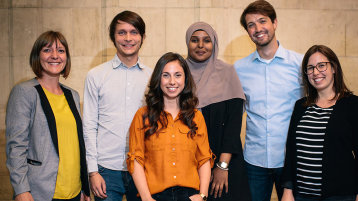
[
  {"xmin": 83, "ymin": 54, "xmax": 152, "ymax": 172},
  {"xmin": 234, "ymin": 43, "xmax": 303, "ymax": 168}
]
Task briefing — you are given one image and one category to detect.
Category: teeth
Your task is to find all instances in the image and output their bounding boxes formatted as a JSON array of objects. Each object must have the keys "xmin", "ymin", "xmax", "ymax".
[
  {"xmin": 314, "ymin": 78, "xmax": 323, "ymax": 82},
  {"xmin": 168, "ymin": 87, "xmax": 176, "ymax": 91}
]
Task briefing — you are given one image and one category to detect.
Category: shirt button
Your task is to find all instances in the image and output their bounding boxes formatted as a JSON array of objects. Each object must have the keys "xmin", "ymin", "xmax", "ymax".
[
  {"xmin": 173, "ymin": 176, "xmax": 176, "ymax": 179},
  {"xmin": 172, "ymin": 148, "xmax": 175, "ymax": 151},
  {"xmin": 173, "ymin": 162, "xmax": 175, "ymax": 166},
  {"xmin": 172, "ymin": 135, "xmax": 175, "ymax": 138},
  {"xmin": 126, "ymin": 97, "xmax": 130, "ymax": 100}
]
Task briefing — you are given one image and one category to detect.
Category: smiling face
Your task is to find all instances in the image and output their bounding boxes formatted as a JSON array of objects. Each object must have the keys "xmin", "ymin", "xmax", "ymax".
[
  {"xmin": 245, "ymin": 13, "xmax": 277, "ymax": 47},
  {"xmin": 307, "ymin": 52, "xmax": 335, "ymax": 94},
  {"xmin": 114, "ymin": 20, "xmax": 143, "ymax": 60},
  {"xmin": 188, "ymin": 30, "xmax": 213, "ymax": 62},
  {"xmin": 160, "ymin": 60, "xmax": 185, "ymax": 103},
  {"xmin": 39, "ymin": 40, "xmax": 67, "ymax": 78}
]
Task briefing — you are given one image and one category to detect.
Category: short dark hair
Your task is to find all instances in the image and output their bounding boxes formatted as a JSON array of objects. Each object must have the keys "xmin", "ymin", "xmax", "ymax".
[
  {"xmin": 143, "ymin": 52, "xmax": 198, "ymax": 139},
  {"xmin": 109, "ymin": 10, "xmax": 146, "ymax": 46},
  {"xmin": 240, "ymin": 0, "xmax": 277, "ymax": 31},
  {"xmin": 29, "ymin": 31, "xmax": 71, "ymax": 79},
  {"xmin": 302, "ymin": 45, "xmax": 352, "ymax": 106}
]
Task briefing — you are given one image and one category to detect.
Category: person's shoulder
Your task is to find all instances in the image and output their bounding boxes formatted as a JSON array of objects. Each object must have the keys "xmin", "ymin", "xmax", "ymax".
[
  {"xmin": 139, "ymin": 63, "xmax": 153, "ymax": 76},
  {"xmin": 12, "ymin": 78, "xmax": 38, "ymax": 92},
  {"xmin": 234, "ymin": 52, "xmax": 256, "ymax": 67},
  {"xmin": 87, "ymin": 59, "xmax": 113, "ymax": 76},
  {"xmin": 282, "ymin": 47, "xmax": 304, "ymax": 62}
]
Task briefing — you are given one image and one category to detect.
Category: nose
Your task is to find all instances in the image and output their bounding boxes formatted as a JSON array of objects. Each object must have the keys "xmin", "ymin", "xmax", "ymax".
[
  {"xmin": 51, "ymin": 50, "xmax": 58, "ymax": 59},
  {"xmin": 125, "ymin": 33, "xmax": 131, "ymax": 41},
  {"xmin": 312, "ymin": 66, "xmax": 320, "ymax": 75},
  {"xmin": 255, "ymin": 23, "xmax": 263, "ymax": 32},
  {"xmin": 169, "ymin": 76, "xmax": 175, "ymax": 85},
  {"xmin": 198, "ymin": 40, "xmax": 204, "ymax": 48}
]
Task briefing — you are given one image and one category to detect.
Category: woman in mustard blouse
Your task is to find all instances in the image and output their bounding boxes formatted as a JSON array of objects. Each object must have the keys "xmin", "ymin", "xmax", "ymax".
[{"xmin": 127, "ymin": 52, "xmax": 214, "ymax": 201}]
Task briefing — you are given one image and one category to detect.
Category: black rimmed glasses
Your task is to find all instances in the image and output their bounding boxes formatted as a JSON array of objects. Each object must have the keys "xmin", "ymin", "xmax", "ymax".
[{"xmin": 304, "ymin": 62, "xmax": 330, "ymax": 75}]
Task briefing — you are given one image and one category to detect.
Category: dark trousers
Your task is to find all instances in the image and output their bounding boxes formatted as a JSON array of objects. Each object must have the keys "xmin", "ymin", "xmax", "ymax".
[
  {"xmin": 245, "ymin": 161, "xmax": 283, "ymax": 201},
  {"xmin": 152, "ymin": 186, "xmax": 199, "ymax": 201},
  {"xmin": 94, "ymin": 165, "xmax": 140, "ymax": 201}
]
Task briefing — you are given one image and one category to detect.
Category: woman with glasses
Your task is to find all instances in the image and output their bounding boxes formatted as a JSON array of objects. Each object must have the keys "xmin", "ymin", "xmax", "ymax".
[{"xmin": 281, "ymin": 45, "xmax": 358, "ymax": 201}]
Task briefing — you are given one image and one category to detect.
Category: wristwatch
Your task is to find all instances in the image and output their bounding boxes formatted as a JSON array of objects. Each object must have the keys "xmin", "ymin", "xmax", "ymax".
[
  {"xmin": 199, "ymin": 193, "xmax": 207, "ymax": 201},
  {"xmin": 216, "ymin": 161, "xmax": 229, "ymax": 170}
]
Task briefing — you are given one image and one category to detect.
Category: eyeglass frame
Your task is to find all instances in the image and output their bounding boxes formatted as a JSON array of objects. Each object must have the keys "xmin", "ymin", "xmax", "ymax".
[{"xmin": 304, "ymin": 61, "xmax": 331, "ymax": 75}]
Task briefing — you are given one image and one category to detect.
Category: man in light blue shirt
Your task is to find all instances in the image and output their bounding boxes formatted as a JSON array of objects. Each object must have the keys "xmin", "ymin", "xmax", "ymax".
[
  {"xmin": 234, "ymin": 1, "xmax": 303, "ymax": 201},
  {"xmin": 83, "ymin": 11, "xmax": 152, "ymax": 201}
]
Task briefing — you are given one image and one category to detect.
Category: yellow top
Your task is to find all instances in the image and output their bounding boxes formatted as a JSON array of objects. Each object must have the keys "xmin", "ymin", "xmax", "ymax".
[{"xmin": 43, "ymin": 87, "xmax": 81, "ymax": 199}]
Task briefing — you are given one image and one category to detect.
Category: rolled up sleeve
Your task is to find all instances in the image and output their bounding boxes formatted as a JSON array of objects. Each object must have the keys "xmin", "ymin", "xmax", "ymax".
[{"xmin": 127, "ymin": 108, "xmax": 146, "ymax": 174}]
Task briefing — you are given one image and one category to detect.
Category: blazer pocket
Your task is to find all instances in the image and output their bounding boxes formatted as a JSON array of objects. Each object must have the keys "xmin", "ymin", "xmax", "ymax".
[{"xmin": 27, "ymin": 159, "xmax": 42, "ymax": 166}]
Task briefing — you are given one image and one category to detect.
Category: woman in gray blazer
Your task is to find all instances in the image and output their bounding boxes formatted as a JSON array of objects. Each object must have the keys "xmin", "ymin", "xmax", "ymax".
[{"xmin": 6, "ymin": 31, "xmax": 90, "ymax": 201}]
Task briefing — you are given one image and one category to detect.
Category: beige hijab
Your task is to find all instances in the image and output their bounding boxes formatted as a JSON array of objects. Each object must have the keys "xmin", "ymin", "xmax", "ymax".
[{"xmin": 186, "ymin": 22, "xmax": 245, "ymax": 108}]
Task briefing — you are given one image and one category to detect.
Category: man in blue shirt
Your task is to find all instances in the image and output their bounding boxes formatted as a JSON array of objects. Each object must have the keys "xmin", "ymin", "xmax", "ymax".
[{"xmin": 234, "ymin": 1, "xmax": 303, "ymax": 201}]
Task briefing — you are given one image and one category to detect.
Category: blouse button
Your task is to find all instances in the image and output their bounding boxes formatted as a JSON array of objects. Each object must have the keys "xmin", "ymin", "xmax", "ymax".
[
  {"xmin": 173, "ymin": 162, "xmax": 175, "ymax": 166},
  {"xmin": 172, "ymin": 134, "xmax": 175, "ymax": 138},
  {"xmin": 172, "ymin": 148, "xmax": 175, "ymax": 151},
  {"xmin": 173, "ymin": 176, "xmax": 176, "ymax": 179}
]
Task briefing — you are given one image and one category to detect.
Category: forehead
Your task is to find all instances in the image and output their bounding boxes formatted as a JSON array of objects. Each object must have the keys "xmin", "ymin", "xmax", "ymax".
[
  {"xmin": 191, "ymin": 30, "xmax": 210, "ymax": 37},
  {"xmin": 245, "ymin": 13, "xmax": 270, "ymax": 23},
  {"xmin": 43, "ymin": 39, "xmax": 64, "ymax": 48},
  {"xmin": 116, "ymin": 20, "xmax": 137, "ymax": 30},
  {"xmin": 308, "ymin": 52, "xmax": 329, "ymax": 64},
  {"xmin": 163, "ymin": 60, "xmax": 184, "ymax": 72}
]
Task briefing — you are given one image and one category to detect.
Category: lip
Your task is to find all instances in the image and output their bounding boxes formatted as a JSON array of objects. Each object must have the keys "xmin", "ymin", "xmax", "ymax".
[
  {"xmin": 195, "ymin": 50, "xmax": 207, "ymax": 56},
  {"xmin": 167, "ymin": 87, "xmax": 178, "ymax": 92}
]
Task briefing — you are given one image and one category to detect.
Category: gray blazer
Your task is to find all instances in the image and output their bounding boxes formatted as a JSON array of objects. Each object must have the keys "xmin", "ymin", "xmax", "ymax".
[{"xmin": 6, "ymin": 78, "xmax": 90, "ymax": 201}]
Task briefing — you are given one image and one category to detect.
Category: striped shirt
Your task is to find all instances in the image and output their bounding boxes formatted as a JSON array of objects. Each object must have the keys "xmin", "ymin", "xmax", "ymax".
[{"xmin": 295, "ymin": 105, "xmax": 333, "ymax": 197}]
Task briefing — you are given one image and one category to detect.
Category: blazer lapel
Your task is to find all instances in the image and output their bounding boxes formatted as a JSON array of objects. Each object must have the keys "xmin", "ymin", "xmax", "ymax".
[{"xmin": 34, "ymin": 85, "xmax": 59, "ymax": 155}]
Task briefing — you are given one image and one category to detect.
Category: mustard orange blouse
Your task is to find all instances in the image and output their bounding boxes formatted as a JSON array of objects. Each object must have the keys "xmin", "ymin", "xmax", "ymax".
[{"xmin": 127, "ymin": 107, "xmax": 214, "ymax": 195}]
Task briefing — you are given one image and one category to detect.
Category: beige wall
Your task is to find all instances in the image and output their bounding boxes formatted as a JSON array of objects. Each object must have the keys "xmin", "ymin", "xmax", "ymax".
[{"xmin": 1, "ymin": 0, "xmax": 358, "ymax": 200}]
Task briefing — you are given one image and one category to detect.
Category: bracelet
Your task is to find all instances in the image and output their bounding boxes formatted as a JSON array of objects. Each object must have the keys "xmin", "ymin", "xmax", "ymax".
[
  {"xmin": 216, "ymin": 162, "xmax": 229, "ymax": 171},
  {"xmin": 199, "ymin": 193, "xmax": 207, "ymax": 201}
]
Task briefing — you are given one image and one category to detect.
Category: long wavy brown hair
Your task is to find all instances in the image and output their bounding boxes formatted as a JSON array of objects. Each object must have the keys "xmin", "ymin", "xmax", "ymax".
[
  {"xmin": 143, "ymin": 52, "xmax": 198, "ymax": 139},
  {"xmin": 302, "ymin": 45, "xmax": 352, "ymax": 106}
]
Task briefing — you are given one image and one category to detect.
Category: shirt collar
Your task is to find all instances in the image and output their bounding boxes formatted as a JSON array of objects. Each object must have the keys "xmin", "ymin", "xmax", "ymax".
[
  {"xmin": 251, "ymin": 41, "xmax": 286, "ymax": 63},
  {"xmin": 111, "ymin": 53, "xmax": 145, "ymax": 69}
]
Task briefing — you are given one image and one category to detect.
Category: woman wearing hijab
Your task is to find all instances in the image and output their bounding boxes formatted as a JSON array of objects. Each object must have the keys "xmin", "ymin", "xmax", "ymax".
[{"xmin": 185, "ymin": 22, "xmax": 251, "ymax": 201}]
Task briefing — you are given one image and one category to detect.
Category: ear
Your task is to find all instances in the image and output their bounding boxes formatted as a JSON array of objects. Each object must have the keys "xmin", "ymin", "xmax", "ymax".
[
  {"xmin": 142, "ymin": 34, "xmax": 146, "ymax": 41},
  {"xmin": 273, "ymin": 18, "xmax": 278, "ymax": 30}
]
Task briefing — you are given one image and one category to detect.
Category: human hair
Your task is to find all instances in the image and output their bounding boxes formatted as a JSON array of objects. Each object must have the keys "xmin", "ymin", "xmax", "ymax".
[
  {"xmin": 29, "ymin": 31, "xmax": 71, "ymax": 79},
  {"xmin": 240, "ymin": 0, "xmax": 277, "ymax": 31},
  {"xmin": 143, "ymin": 52, "xmax": 198, "ymax": 139},
  {"xmin": 302, "ymin": 45, "xmax": 352, "ymax": 106},
  {"xmin": 109, "ymin": 10, "xmax": 146, "ymax": 47}
]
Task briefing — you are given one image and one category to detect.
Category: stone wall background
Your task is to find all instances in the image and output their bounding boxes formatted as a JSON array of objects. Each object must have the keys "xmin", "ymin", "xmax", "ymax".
[{"xmin": 1, "ymin": 0, "xmax": 358, "ymax": 200}]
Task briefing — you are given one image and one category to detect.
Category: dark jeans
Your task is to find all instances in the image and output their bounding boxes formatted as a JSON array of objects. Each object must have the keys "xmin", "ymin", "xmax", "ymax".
[
  {"xmin": 295, "ymin": 194, "xmax": 357, "ymax": 201},
  {"xmin": 94, "ymin": 165, "xmax": 140, "ymax": 201},
  {"xmin": 245, "ymin": 161, "xmax": 283, "ymax": 201},
  {"xmin": 152, "ymin": 186, "xmax": 199, "ymax": 201},
  {"xmin": 53, "ymin": 192, "xmax": 80, "ymax": 201}
]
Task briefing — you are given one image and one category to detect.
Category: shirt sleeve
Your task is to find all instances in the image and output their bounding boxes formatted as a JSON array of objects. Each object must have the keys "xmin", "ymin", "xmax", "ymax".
[
  {"xmin": 83, "ymin": 72, "xmax": 100, "ymax": 173},
  {"xmin": 195, "ymin": 110, "xmax": 215, "ymax": 168},
  {"xmin": 221, "ymin": 98, "xmax": 244, "ymax": 154},
  {"xmin": 5, "ymin": 85, "xmax": 32, "ymax": 195},
  {"xmin": 127, "ymin": 108, "xmax": 146, "ymax": 174}
]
